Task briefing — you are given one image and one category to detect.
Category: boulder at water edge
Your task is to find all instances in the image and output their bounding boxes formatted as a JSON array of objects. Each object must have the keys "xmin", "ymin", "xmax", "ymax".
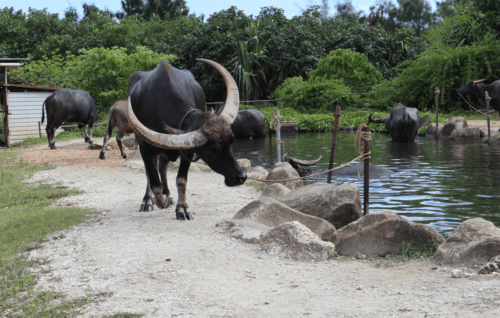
[
  {"xmin": 433, "ymin": 218, "xmax": 500, "ymax": 266},
  {"xmin": 449, "ymin": 127, "xmax": 481, "ymax": 140},
  {"xmin": 426, "ymin": 123, "xmax": 444, "ymax": 137},
  {"xmin": 262, "ymin": 162, "xmax": 303, "ymax": 191},
  {"xmin": 259, "ymin": 221, "xmax": 336, "ymax": 262},
  {"xmin": 233, "ymin": 198, "xmax": 336, "ymax": 239},
  {"xmin": 441, "ymin": 117, "xmax": 468, "ymax": 137},
  {"xmin": 260, "ymin": 183, "xmax": 291, "ymax": 199},
  {"xmin": 333, "ymin": 211, "xmax": 444, "ymax": 257},
  {"xmin": 277, "ymin": 183, "xmax": 361, "ymax": 229}
]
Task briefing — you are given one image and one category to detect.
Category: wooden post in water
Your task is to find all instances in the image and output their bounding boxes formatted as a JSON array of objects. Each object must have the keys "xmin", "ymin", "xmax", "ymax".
[
  {"xmin": 276, "ymin": 110, "xmax": 282, "ymax": 162},
  {"xmin": 363, "ymin": 125, "xmax": 370, "ymax": 215},
  {"xmin": 327, "ymin": 105, "xmax": 341, "ymax": 184},
  {"xmin": 434, "ymin": 86, "xmax": 440, "ymax": 139},
  {"xmin": 486, "ymin": 91, "xmax": 491, "ymax": 144}
]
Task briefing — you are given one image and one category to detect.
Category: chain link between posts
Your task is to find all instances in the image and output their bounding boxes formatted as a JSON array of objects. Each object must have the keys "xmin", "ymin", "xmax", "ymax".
[{"xmin": 247, "ymin": 124, "xmax": 372, "ymax": 183}]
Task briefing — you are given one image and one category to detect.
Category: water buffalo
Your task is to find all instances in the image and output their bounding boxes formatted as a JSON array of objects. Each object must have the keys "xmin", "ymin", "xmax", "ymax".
[
  {"xmin": 215, "ymin": 106, "xmax": 267, "ymax": 139},
  {"xmin": 99, "ymin": 100, "xmax": 138, "ymax": 160},
  {"xmin": 42, "ymin": 89, "xmax": 96, "ymax": 149},
  {"xmin": 127, "ymin": 59, "xmax": 247, "ymax": 220},
  {"xmin": 457, "ymin": 79, "xmax": 500, "ymax": 111},
  {"xmin": 283, "ymin": 150, "xmax": 322, "ymax": 177},
  {"xmin": 368, "ymin": 103, "xmax": 432, "ymax": 143}
]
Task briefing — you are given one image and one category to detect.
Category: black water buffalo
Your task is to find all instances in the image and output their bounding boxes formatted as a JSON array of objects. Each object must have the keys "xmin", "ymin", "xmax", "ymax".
[
  {"xmin": 99, "ymin": 100, "xmax": 138, "ymax": 160},
  {"xmin": 127, "ymin": 59, "xmax": 247, "ymax": 220},
  {"xmin": 368, "ymin": 103, "xmax": 432, "ymax": 143},
  {"xmin": 215, "ymin": 106, "xmax": 267, "ymax": 139},
  {"xmin": 42, "ymin": 89, "xmax": 96, "ymax": 149},
  {"xmin": 283, "ymin": 150, "xmax": 322, "ymax": 177},
  {"xmin": 457, "ymin": 79, "xmax": 500, "ymax": 111}
]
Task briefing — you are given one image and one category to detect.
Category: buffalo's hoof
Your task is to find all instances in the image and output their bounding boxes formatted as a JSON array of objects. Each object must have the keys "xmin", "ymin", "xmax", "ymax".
[
  {"xmin": 168, "ymin": 197, "xmax": 175, "ymax": 206},
  {"xmin": 50, "ymin": 145, "xmax": 57, "ymax": 149},
  {"xmin": 99, "ymin": 153, "xmax": 105, "ymax": 160},
  {"xmin": 154, "ymin": 194, "xmax": 173, "ymax": 209},
  {"xmin": 85, "ymin": 138, "xmax": 90, "ymax": 143},
  {"xmin": 176, "ymin": 211, "xmax": 193, "ymax": 221},
  {"xmin": 122, "ymin": 154, "xmax": 127, "ymax": 159},
  {"xmin": 139, "ymin": 204, "xmax": 154, "ymax": 212}
]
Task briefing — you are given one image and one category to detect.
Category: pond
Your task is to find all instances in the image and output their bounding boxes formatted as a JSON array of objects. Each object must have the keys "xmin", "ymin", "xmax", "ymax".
[{"xmin": 231, "ymin": 131, "xmax": 500, "ymax": 237}]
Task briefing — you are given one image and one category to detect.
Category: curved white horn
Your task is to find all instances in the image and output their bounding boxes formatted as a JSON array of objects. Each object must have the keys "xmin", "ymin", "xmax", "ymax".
[
  {"xmin": 196, "ymin": 58, "xmax": 240, "ymax": 124},
  {"xmin": 472, "ymin": 78, "xmax": 488, "ymax": 83},
  {"xmin": 127, "ymin": 97, "xmax": 207, "ymax": 150}
]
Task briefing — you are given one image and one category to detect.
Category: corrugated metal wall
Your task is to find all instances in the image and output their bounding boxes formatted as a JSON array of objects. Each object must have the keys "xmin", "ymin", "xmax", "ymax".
[{"xmin": 7, "ymin": 91, "xmax": 52, "ymax": 144}]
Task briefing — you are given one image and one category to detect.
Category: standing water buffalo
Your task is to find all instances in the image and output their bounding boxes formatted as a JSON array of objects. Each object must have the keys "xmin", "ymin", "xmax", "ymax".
[
  {"xmin": 457, "ymin": 79, "xmax": 500, "ymax": 112},
  {"xmin": 215, "ymin": 106, "xmax": 267, "ymax": 139},
  {"xmin": 42, "ymin": 89, "xmax": 96, "ymax": 149},
  {"xmin": 368, "ymin": 103, "xmax": 432, "ymax": 143},
  {"xmin": 127, "ymin": 59, "xmax": 247, "ymax": 220},
  {"xmin": 99, "ymin": 100, "xmax": 138, "ymax": 160}
]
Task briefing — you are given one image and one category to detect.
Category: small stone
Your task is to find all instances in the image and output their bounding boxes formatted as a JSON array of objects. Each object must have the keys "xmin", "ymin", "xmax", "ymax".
[
  {"xmin": 357, "ymin": 254, "xmax": 367, "ymax": 259},
  {"xmin": 492, "ymin": 272, "xmax": 499, "ymax": 276},
  {"xmin": 451, "ymin": 269, "xmax": 462, "ymax": 278},
  {"xmin": 165, "ymin": 259, "xmax": 171, "ymax": 262}
]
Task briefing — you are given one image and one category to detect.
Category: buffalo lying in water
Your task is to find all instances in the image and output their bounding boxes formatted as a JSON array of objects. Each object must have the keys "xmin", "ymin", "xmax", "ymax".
[
  {"xmin": 283, "ymin": 150, "xmax": 322, "ymax": 177},
  {"xmin": 368, "ymin": 103, "xmax": 432, "ymax": 143},
  {"xmin": 127, "ymin": 59, "xmax": 246, "ymax": 220},
  {"xmin": 215, "ymin": 105, "xmax": 267, "ymax": 139}
]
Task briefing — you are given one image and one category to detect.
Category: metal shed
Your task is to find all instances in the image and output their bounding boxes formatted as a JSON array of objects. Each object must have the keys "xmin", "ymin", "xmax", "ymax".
[{"xmin": 1, "ymin": 58, "xmax": 57, "ymax": 147}]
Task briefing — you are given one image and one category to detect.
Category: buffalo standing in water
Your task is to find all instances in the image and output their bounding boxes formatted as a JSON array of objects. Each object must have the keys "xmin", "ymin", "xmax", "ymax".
[
  {"xmin": 127, "ymin": 59, "xmax": 247, "ymax": 220},
  {"xmin": 42, "ymin": 89, "xmax": 96, "ymax": 149},
  {"xmin": 368, "ymin": 103, "xmax": 431, "ymax": 143}
]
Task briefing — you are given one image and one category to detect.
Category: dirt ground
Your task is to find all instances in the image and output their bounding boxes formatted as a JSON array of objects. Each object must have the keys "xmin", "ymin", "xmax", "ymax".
[{"xmin": 12, "ymin": 136, "xmax": 500, "ymax": 318}]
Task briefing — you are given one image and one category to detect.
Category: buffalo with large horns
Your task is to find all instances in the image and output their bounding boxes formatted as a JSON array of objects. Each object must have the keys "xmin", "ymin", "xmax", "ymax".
[
  {"xmin": 215, "ymin": 106, "xmax": 267, "ymax": 139},
  {"xmin": 283, "ymin": 150, "xmax": 322, "ymax": 177},
  {"xmin": 368, "ymin": 103, "xmax": 432, "ymax": 143},
  {"xmin": 457, "ymin": 79, "xmax": 500, "ymax": 112},
  {"xmin": 127, "ymin": 59, "xmax": 247, "ymax": 220}
]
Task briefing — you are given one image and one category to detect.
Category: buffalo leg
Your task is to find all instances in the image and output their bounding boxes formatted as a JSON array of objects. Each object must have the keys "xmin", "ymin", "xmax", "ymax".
[
  {"xmin": 88, "ymin": 123, "xmax": 94, "ymax": 144},
  {"xmin": 175, "ymin": 157, "xmax": 193, "ymax": 221},
  {"xmin": 116, "ymin": 124, "xmax": 127, "ymax": 159},
  {"xmin": 159, "ymin": 155, "xmax": 175, "ymax": 207},
  {"xmin": 99, "ymin": 122, "xmax": 114, "ymax": 160},
  {"xmin": 141, "ymin": 154, "xmax": 169, "ymax": 212},
  {"xmin": 46, "ymin": 123, "xmax": 58, "ymax": 149},
  {"xmin": 140, "ymin": 173, "xmax": 155, "ymax": 212}
]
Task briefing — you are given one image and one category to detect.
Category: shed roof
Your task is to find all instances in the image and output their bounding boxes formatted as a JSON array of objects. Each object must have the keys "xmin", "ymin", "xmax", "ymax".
[
  {"xmin": 3, "ymin": 83, "xmax": 57, "ymax": 91},
  {"xmin": 0, "ymin": 58, "xmax": 31, "ymax": 62}
]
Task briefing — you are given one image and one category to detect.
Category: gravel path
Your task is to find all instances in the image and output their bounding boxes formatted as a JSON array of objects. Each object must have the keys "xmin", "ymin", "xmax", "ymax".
[{"xmin": 18, "ymin": 140, "xmax": 500, "ymax": 318}]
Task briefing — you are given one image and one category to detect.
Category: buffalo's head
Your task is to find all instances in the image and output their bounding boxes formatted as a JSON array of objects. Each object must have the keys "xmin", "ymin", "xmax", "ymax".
[
  {"xmin": 126, "ymin": 59, "xmax": 246, "ymax": 187},
  {"xmin": 457, "ymin": 79, "xmax": 488, "ymax": 95}
]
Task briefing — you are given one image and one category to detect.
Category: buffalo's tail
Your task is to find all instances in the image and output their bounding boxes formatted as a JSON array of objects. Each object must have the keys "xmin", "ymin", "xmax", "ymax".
[{"xmin": 42, "ymin": 92, "xmax": 56, "ymax": 124}]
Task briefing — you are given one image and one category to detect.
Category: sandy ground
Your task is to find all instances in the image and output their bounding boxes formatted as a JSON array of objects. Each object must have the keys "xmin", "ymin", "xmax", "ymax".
[{"xmin": 11, "ymin": 136, "xmax": 500, "ymax": 318}]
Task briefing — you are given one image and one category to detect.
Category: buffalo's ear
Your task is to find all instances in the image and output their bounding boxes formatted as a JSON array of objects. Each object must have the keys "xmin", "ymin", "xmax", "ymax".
[{"xmin": 418, "ymin": 115, "xmax": 432, "ymax": 129}]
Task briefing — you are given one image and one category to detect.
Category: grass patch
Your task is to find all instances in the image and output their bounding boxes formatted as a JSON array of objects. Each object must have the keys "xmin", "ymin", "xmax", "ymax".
[
  {"xmin": 0, "ymin": 152, "xmax": 95, "ymax": 316},
  {"xmin": 386, "ymin": 240, "xmax": 440, "ymax": 263},
  {"xmin": 201, "ymin": 167, "xmax": 212, "ymax": 172},
  {"xmin": 246, "ymin": 182, "xmax": 262, "ymax": 191}
]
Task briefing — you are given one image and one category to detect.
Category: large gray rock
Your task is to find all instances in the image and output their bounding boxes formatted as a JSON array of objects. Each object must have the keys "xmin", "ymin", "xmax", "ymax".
[
  {"xmin": 449, "ymin": 127, "xmax": 481, "ymax": 140},
  {"xmin": 263, "ymin": 162, "xmax": 303, "ymax": 191},
  {"xmin": 333, "ymin": 211, "xmax": 444, "ymax": 257},
  {"xmin": 433, "ymin": 218, "xmax": 500, "ymax": 266},
  {"xmin": 216, "ymin": 220, "xmax": 269, "ymax": 244},
  {"xmin": 233, "ymin": 198, "xmax": 336, "ymax": 239},
  {"xmin": 441, "ymin": 117, "xmax": 468, "ymax": 137},
  {"xmin": 237, "ymin": 158, "xmax": 252, "ymax": 173},
  {"xmin": 122, "ymin": 134, "xmax": 137, "ymax": 150},
  {"xmin": 260, "ymin": 183, "xmax": 291, "ymax": 199},
  {"xmin": 426, "ymin": 123, "xmax": 444, "ymax": 137},
  {"xmin": 259, "ymin": 221, "xmax": 336, "ymax": 262},
  {"xmin": 278, "ymin": 183, "xmax": 361, "ymax": 230}
]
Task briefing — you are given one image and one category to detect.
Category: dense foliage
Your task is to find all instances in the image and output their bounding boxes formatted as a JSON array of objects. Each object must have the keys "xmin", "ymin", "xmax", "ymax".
[{"xmin": 1, "ymin": 0, "xmax": 499, "ymax": 116}]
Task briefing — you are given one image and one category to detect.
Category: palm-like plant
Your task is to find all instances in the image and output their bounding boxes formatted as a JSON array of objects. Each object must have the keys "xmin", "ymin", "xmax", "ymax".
[{"xmin": 230, "ymin": 20, "xmax": 269, "ymax": 101}]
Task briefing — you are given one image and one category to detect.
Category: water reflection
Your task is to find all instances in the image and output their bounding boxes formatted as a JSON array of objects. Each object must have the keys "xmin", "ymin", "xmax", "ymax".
[{"xmin": 232, "ymin": 132, "xmax": 500, "ymax": 236}]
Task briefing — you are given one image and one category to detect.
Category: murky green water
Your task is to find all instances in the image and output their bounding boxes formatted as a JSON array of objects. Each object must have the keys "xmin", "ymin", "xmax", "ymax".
[{"xmin": 231, "ymin": 131, "xmax": 500, "ymax": 236}]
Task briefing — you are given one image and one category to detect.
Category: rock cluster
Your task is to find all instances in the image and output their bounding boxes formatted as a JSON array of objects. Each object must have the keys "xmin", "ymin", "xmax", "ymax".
[{"xmin": 426, "ymin": 117, "xmax": 481, "ymax": 140}]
